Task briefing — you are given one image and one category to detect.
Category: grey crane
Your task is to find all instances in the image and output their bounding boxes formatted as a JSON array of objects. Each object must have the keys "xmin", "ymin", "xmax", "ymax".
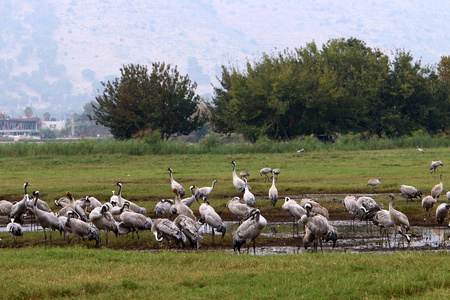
[
  {"xmin": 118, "ymin": 202, "xmax": 153, "ymax": 243},
  {"xmin": 243, "ymin": 178, "xmax": 255, "ymax": 207},
  {"xmin": 431, "ymin": 173, "xmax": 444, "ymax": 199},
  {"xmin": 154, "ymin": 199, "xmax": 174, "ymax": 217},
  {"xmin": 281, "ymin": 197, "xmax": 306, "ymax": 237},
  {"xmin": 10, "ymin": 182, "xmax": 31, "ymax": 224},
  {"xmin": 272, "ymin": 168, "xmax": 281, "ymax": 176},
  {"xmin": 25, "ymin": 191, "xmax": 51, "ymax": 231},
  {"xmin": 239, "ymin": 170, "xmax": 250, "ymax": 179},
  {"xmin": 302, "ymin": 227, "xmax": 317, "ymax": 250},
  {"xmin": 89, "ymin": 204, "xmax": 119, "ymax": 246},
  {"xmin": 231, "ymin": 160, "xmax": 246, "ymax": 193},
  {"xmin": 268, "ymin": 170, "xmax": 278, "ymax": 207},
  {"xmin": 297, "ymin": 148, "xmax": 305, "ymax": 155},
  {"xmin": 233, "ymin": 208, "xmax": 267, "ymax": 254},
  {"xmin": 387, "ymin": 194, "xmax": 411, "ymax": 246},
  {"xmin": 371, "ymin": 209, "xmax": 394, "ymax": 248},
  {"xmin": 259, "ymin": 167, "xmax": 273, "ymax": 182},
  {"xmin": 110, "ymin": 190, "xmax": 118, "ymax": 203},
  {"xmin": 0, "ymin": 200, "xmax": 13, "ymax": 217},
  {"xmin": 367, "ymin": 177, "xmax": 382, "ymax": 191},
  {"xmin": 300, "ymin": 203, "xmax": 337, "ymax": 252},
  {"xmin": 170, "ymin": 187, "xmax": 196, "ymax": 221},
  {"xmin": 31, "ymin": 190, "xmax": 63, "ymax": 245},
  {"xmin": 107, "ymin": 201, "xmax": 124, "ymax": 222},
  {"xmin": 56, "ymin": 191, "xmax": 87, "ymax": 222},
  {"xmin": 343, "ymin": 195, "xmax": 358, "ymax": 229},
  {"xmin": 355, "ymin": 196, "xmax": 381, "ymax": 228},
  {"xmin": 421, "ymin": 195, "xmax": 437, "ymax": 221},
  {"xmin": 168, "ymin": 167, "xmax": 185, "ymax": 197},
  {"xmin": 300, "ymin": 199, "xmax": 329, "ymax": 219},
  {"xmin": 194, "ymin": 180, "xmax": 217, "ymax": 201},
  {"xmin": 65, "ymin": 211, "xmax": 100, "ymax": 246},
  {"xmin": 6, "ymin": 218, "xmax": 23, "ymax": 245},
  {"xmin": 436, "ymin": 203, "xmax": 450, "ymax": 225},
  {"xmin": 430, "ymin": 161, "xmax": 443, "ymax": 173},
  {"xmin": 151, "ymin": 218, "xmax": 186, "ymax": 248},
  {"xmin": 173, "ymin": 214, "xmax": 203, "ymax": 249},
  {"xmin": 417, "ymin": 146, "xmax": 425, "ymax": 154},
  {"xmin": 77, "ymin": 196, "xmax": 102, "ymax": 213},
  {"xmin": 435, "ymin": 202, "xmax": 450, "ymax": 245},
  {"xmin": 399, "ymin": 184, "xmax": 422, "ymax": 202},
  {"xmin": 447, "ymin": 191, "xmax": 450, "ymax": 202},
  {"xmin": 226, "ymin": 196, "xmax": 253, "ymax": 224},
  {"xmin": 114, "ymin": 182, "xmax": 147, "ymax": 215},
  {"xmin": 198, "ymin": 197, "xmax": 226, "ymax": 246},
  {"xmin": 181, "ymin": 185, "xmax": 197, "ymax": 207}
]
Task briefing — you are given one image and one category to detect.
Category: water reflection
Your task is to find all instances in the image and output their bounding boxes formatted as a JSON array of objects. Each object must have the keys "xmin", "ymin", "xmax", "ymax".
[
  {"xmin": 223, "ymin": 220, "xmax": 450, "ymax": 254},
  {"xmin": 1, "ymin": 219, "xmax": 449, "ymax": 254}
]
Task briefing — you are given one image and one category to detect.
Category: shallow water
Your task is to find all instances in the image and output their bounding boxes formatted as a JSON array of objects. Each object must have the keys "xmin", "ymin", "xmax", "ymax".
[
  {"xmin": 2, "ymin": 218, "xmax": 449, "ymax": 254},
  {"xmin": 216, "ymin": 220, "xmax": 450, "ymax": 254}
]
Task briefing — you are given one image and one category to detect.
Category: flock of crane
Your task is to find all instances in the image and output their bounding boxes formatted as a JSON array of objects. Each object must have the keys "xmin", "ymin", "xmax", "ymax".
[{"xmin": 1, "ymin": 155, "xmax": 449, "ymax": 253}]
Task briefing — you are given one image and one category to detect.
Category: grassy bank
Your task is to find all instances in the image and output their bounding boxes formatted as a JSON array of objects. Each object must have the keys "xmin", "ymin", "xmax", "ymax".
[
  {"xmin": 0, "ymin": 132, "xmax": 449, "ymax": 157},
  {"xmin": 0, "ymin": 248, "xmax": 448, "ymax": 299}
]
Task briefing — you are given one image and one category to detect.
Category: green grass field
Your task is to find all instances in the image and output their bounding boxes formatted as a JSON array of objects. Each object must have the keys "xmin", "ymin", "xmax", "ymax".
[
  {"xmin": 0, "ymin": 147, "xmax": 447, "ymax": 219},
  {"xmin": 0, "ymin": 248, "xmax": 448, "ymax": 299},
  {"xmin": 0, "ymin": 144, "xmax": 449, "ymax": 299}
]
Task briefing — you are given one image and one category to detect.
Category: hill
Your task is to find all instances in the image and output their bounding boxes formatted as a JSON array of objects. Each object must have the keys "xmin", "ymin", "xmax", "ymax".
[{"xmin": 1, "ymin": 0, "xmax": 449, "ymax": 118}]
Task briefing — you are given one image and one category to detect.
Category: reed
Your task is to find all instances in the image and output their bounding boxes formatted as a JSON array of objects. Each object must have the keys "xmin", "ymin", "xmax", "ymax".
[{"xmin": 0, "ymin": 131, "xmax": 449, "ymax": 157}]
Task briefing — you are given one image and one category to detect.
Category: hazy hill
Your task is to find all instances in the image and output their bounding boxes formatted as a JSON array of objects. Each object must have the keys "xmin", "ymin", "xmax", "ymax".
[{"xmin": 1, "ymin": 0, "xmax": 449, "ymax": 118}]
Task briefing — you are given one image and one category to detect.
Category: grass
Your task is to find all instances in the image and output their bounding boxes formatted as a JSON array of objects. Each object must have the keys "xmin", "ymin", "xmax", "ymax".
[
  {"xmin": 0, "ymin": 147, "xmax": 448, "ymax": 223},
  {"xmin": 0, "ymin": 142, "xmax": 449, "ymax": 299},
  {"xmin": 0, "ymin": 248, "xmax": 448, "ymax": 299}
]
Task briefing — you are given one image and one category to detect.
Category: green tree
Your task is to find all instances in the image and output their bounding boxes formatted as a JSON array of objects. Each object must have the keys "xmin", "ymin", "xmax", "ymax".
[
  {"xmin": 437, "ymin": 55, "xmax": 450, "ymax": 82},
  {"xmin": 24, "ymin": 106, "xmax": 33, "ymax": 118},
  {"xmin": 43, "ymin": 112, "xmax": 50, "ymax": 121},
  {"xmin": 210, "ymin": 38, "xmax": 391, "ymax": 140},
  {"xmin": 91, "ymin": 63, "xmax": 204, "ymax": 139}
]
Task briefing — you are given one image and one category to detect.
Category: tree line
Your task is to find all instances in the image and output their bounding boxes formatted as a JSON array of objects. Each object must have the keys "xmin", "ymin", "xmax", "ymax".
[{"xmin": 91, "ymin": 38, "xmax": 450, "ymax": 141}]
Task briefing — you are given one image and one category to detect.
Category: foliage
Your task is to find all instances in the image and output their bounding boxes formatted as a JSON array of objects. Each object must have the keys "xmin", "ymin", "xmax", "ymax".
[
  {"xmin": 91, "ymin": 63, "xmax": 205, "ymax": 140},
  {"xmin": 39, "ymin": 127, "xmax": 56, "ymax": 139},
  {"xmin": 24, "ymin": 106, "xmax": 33, "ymax": 117},
  {"xmin": 209, "ymin": 38, "xmax": 450, "ymax": 141},
  {"xmin": 437, "ymin": 55, "xmax": 450, "ymax": 82}
]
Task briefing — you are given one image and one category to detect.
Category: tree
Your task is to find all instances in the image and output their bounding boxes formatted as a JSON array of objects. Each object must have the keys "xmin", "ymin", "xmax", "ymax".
[
  {"xmin": 91, "ymin": 63, "xmax": 204, "ymax": 139},
  {"xmin": 24, "ymin": 106, "xmax": 33, "ymax": 118},
  {"xmin": 437, "ymin": 55, "xmax": 450, "ymax": 82},
  {"xmin": 43, "ymin": 112, "xmax": 50, "ymax": 121},
  {"xmin": 209, "ymin": 38, "xmax": 391, "ymax": 140}
]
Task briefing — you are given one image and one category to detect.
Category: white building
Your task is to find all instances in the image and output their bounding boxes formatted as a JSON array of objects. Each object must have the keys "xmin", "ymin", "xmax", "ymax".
[{"xmin": 41, "ymin": 120, "xmax": 66, "ymax": 130}]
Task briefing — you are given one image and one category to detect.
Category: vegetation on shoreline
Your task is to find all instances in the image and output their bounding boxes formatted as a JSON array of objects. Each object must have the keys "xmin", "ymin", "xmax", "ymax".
[{"xmin": 0, "ymin": 131, "xmax": 449, "ymax": 157}]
